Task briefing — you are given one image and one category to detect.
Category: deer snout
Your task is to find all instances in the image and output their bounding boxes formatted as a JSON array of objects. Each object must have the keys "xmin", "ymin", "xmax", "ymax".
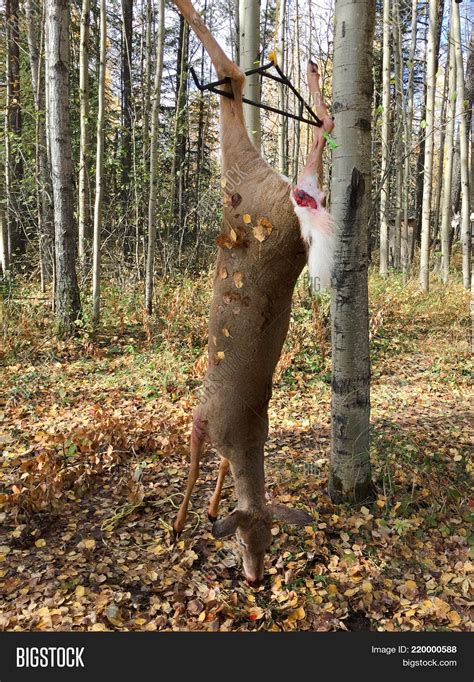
[
  {"xmin": 245, "ymin": 576, "xmax": 264, "ymax": 588},
  {"xmin": 242, "ymin": 550, "xmax": 265, "ymax": 586}
]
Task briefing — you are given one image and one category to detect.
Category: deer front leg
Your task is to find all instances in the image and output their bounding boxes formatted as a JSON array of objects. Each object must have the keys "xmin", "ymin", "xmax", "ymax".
[
  {"xmin": 299, "ymin": 61, "xmax": 334, "ymax": 184},
  {"xmin": 173, "ymin": 416, "xmax": 206, "ymax": 535},
  {"xmin": 207, "ymin": 457, "xmax": 230, "ymax": 522}
]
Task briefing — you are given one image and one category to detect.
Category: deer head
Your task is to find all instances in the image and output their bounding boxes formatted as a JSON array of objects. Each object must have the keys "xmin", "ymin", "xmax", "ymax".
[{"xmin": 212, "ymin": 505, "xmax": 312, "ymax": 586}]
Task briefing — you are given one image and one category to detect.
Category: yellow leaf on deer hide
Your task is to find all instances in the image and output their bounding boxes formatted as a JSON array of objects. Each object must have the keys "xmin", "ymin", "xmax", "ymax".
[
  {"xmin": 218, "ymin": 266, "xmax": 228, "ymax": 279},
  {"xmin": 216, "ymin": 351, "xmax": 225, "ymax": 361},
  {"xmin": 253, "ymin": 218, "xmax": 273, "ymax": 242},
  {"xmin": 222, "ymin": 328, "xmax": 230, "ymax": 337},
  {"xmin": 233, "ymin": 272, "xmax": 243, "ymax": 288},
  {"xmin": 243, "ymin": 214, "xmax": 252, "ymax": 224}
]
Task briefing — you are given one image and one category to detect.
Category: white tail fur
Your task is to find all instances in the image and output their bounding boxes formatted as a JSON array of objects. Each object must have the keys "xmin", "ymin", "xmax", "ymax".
[{"xmin": 291, "ymin": 201, "xmax": 336, "ymax": 292}]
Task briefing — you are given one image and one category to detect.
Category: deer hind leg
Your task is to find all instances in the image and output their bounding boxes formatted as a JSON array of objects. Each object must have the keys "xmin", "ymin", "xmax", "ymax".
[
  {"xmin": 174, "ymin": 0, "xmax": 244, "ymax": 84},
  {"xmin": 207, "ymin": 457, "xmax": 230, "ymax": 522},
  {"xmin": 173, "ymin": 416, "xmax": 206, "ymax": 535}
]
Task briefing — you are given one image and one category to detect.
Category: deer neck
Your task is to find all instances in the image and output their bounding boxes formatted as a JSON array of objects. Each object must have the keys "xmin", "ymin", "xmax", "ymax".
[{"xmin": 230, "ymin": 449, "xmax": 266, "ymax": 512}]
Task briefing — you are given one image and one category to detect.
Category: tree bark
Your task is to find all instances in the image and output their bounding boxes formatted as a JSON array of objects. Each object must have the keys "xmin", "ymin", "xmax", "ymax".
[
  {"xmin": 329, "ymin": 0, "xmax": 374, "ymax": 504},
  {"xmin": 45, "ymin": 0, "xmax": 81, "ymax": 334},
  {"xmin": 239, "ymin": 0, "xmax": 261, "ymax": 151},
  {"xmin": 379, "ymin": 0, "xmax": 390, "ymax": 276},
  {"xmin": 171, "ymin": 15, "xmax": 189, "ymax": 241},
  {"xmin": 432, "ymin": 52, "xmax": 449, "ymax": 246},
  {"xmin": 392, "ymin": 0, "xmax": 403, "ymax": 270},
  {"xmin": 144, "ymin": 0, "xmax": 165, "ymax": 314},
  {"xmin": 277, "ymin": 0, "xmax": 287, "ymax": 176},
  {"xmin": 78, "ymin": 0, "xmax": 91, "ymax": 272},
  {"xmin": 0, "ymin": 150, "xmax": 8, "ymax": 276},
  {"xmin": 402, "ymin": 0, "xmax": 418, "ymax": 279},
  {"xmin": 92, "ymin": 0, "xmax": 107, "ymax": 325},
  {"xmin": 419, "ymin": 0, "xmax": 438, "ymax": 292},
  {"xmin": 25, "ymin": 0, "xmax": 55, "ymax": 289},
  {"xmin": 121, "ymin": 0, "xmax": 134, "ymax": 259},
  {"xmin": 440, "ymin": 28, "xmax": 456, "ymax": 283},
  {"xmin": 6, "ymin": 0, "xmax": 25, "ymax": 259},
  {"xmin": 452, "ymin": 0, "xmax": 471, "ymax": 289}
]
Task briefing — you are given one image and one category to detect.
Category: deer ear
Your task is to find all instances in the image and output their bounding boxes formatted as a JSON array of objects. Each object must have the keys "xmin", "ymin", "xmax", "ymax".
[
  {"xmin": 212, "ymin": 510, "xmax": 242, "ymax": 538},
  {"xmin": 269, "ymin": 504, "xmax": 313, "ymax": 526}
]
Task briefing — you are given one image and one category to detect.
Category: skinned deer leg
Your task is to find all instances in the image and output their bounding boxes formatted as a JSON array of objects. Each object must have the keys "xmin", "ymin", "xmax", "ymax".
[
  {"xmin": 291, "ymin": 61, "xmax": 336, "ymax": 292},
  {"xmin": 173, "ymin": 0, "xmax": 244, "ymax": 87},
  {"xmin": 298, "ymin": 62, "xmax": 334, "ymax": 188},
  {"xmin": 173, "ymin": 416, "xmax": 206, "ymax": 535},
  {"xmin": 207, "ymin": 457, "xmax": 230, "ymax": 522}
]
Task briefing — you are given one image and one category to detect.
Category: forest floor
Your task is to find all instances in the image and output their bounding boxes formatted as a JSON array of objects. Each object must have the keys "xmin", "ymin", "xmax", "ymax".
[{"xmin": 0, "ymin": 272, "xmax": 472, "ymax": 632}]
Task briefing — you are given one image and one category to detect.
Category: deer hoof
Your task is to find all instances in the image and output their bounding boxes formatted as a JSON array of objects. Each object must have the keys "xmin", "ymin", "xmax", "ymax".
[
  {"xmin": 207, "ymin": 512, "xmax": 218, "ymax": 524},
  {"xmin": 172, "ymin": 522, "xmax": 183, "ymax": 540}
]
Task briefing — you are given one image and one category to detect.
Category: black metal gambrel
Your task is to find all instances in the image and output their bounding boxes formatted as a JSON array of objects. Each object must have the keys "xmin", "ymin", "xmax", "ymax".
[{"xmin": 190, "ymin": 61, "xmax": 324, "ymax": 128}]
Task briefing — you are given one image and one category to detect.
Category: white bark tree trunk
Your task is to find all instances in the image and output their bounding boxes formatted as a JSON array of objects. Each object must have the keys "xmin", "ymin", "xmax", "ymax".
[
  {"xmin": 144, "ymin": 0, "xmax": 165, "ymax": 315},
  {"xmin": 419, "ymin": 0, "xmax": 438, "ymax": 292},
  {"xmin": 440, "ymin": 28, "xmax": 456, "ymax": 283},
  {"xmin": 452, "ymin": 0, "xmax": 471, "ymax": 289},
  {"xmin": 25, "ymin": 0, "xmax": 54, "ymax": 290},
  {"xmin": 277, "ymin": 0, "xmax": 287, "ymax": 176},
  {"xmin": 329, "ymin": 0, "xmax": 375, "ymax": 503},
  {"xmin": 393, "ymin": 0, "xmax": 403, "ymax": 270},
  {"xmin": 239, "ymin": 0, "xmax": 261, "ymax": 151},
  {"xmin": 92, "ymin": 0, "xmax": 107, "ymax": 325},
  {"xmin": 379, "ymin": 0, "xmax": 390, "ymax": 277},
  {"xmin": 402, "ymin": 0, "xmax": 418, "ymax": 280},
  {"xmin": 45, "ymin": 0, "xmax": 81, "ymax": 333}
]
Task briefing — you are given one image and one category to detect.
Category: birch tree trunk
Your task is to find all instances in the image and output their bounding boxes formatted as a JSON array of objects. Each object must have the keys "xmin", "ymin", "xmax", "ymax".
[
  {"xmin": 419, "ymin": 0, "xmax": 438, "ymax": 292},
  {"xmin": 432, "ymin": 56, "xmax": 449, "ymax": 246},
  {"xmin": 440, "ymin": 29, "xmax": 456, "ymax": 283},
  {"xmin": 92, "ymin": 0, "xmax": 107, "ymax": 325},
  {"xmin": 25, "ymin": 0, "xmax": 54, "ymax": 289},
  {"xmin": 144, "ymin": 0, "xmax": 165, "ymax": 314},
  {"xmin": 329, "ymin": 0, "xmax": 375, "ymax": 504},
  {"xmin": 142, "ymin": 0, "xmax": 152, "ymax": 169},
  {"xmin": 379, "ymin": 0, "xmax": 390, "ymax": 277},
  {"xmin": 78, "ymin": 0, "xmax": 91, "ymax": 272},
  {"xmin": 121, "ymin": 0, "xmax": 134, "ymax": 259},
  {"xmin": 277, "ymin": 0, "xmax": 287, "ymax": 176},
  {"xmin": 239, "ymin": 0, "xmax": 261, "ymax": 151},
  {"xmin": 45, "ymin": 0, "xmax": 81, "ymax": 334},
  {"xmin": 402, "ymin": 0, "xmax": 418, "ymax": 279},
  {"xmin": 452, "ymin": 0, "xmax": 471, "ymax": 289},
  {"xmin": 6, "ymin": 0, "xmax": 25, "ymax": 259},
  {"xmin": 392, "ymin": 0, "xmax": 403, "ymax": 271},
  {"xmin": 0, "ymin": 148, "xmax": 8, "ymax": 276}
]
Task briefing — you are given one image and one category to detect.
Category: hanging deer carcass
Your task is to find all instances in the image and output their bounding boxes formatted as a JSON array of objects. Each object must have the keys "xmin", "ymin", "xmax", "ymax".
[{"xmin": 172, "ymin": 0, "xmax": 335, "ymax": 586}]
